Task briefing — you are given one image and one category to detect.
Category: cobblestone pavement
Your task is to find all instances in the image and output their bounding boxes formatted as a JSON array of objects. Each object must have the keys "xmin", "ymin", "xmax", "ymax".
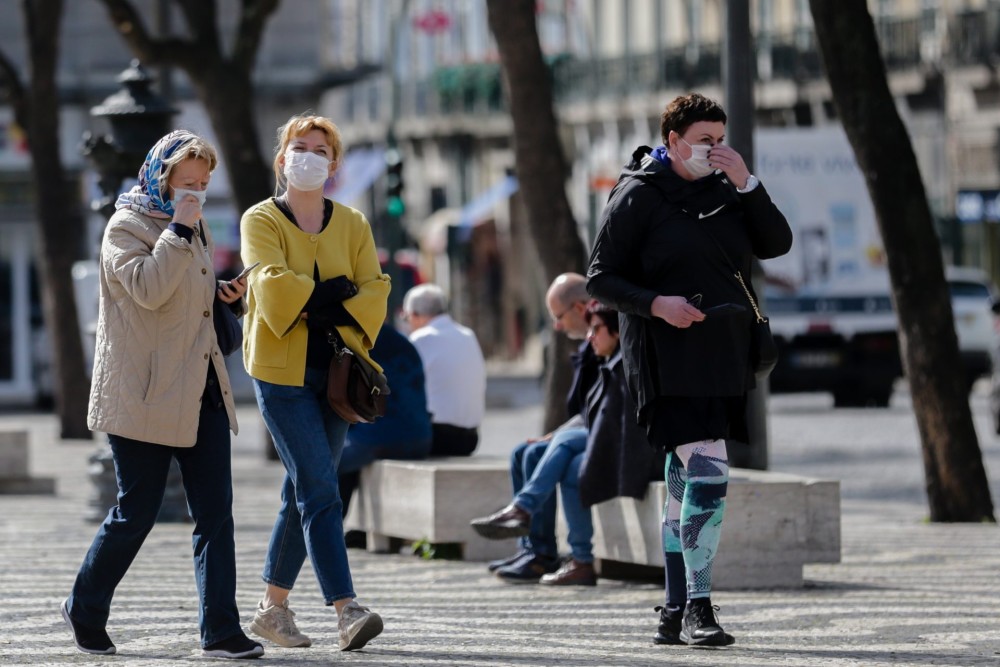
[{"xmin": 1, "ymin": 386, "xmax": 999, "ymax": 666}]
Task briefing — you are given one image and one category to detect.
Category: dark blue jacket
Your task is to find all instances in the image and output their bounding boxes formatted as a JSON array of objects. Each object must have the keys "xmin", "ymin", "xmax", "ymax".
[{"xmin": 348, "ymin": 324, "xmax": 432, "ymax": 449}]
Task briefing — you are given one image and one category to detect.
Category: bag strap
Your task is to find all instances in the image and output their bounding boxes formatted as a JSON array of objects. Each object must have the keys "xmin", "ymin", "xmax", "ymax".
[
  {"xmin": 325, "ymin": 329, "xmax": 354, "ymax": 359},
  {"xmin": 689, "ymin": 223, "xmax": 767, "ymax": 324}
]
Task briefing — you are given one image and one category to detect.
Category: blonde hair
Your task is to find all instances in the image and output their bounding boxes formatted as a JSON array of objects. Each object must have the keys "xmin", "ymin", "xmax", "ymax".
[
  {"xmin": 158, "ymin": 135, "xmax": 218, "ymax": 196},
  {"xmin": 273, "ymin": 113, "xmax": 344, "ymax": 193}
]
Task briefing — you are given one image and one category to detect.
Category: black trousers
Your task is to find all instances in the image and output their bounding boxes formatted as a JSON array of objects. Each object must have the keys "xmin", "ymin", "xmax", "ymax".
[{"xmin": 430, "ymin": 423, "xmax": 479, "ymax": 457}]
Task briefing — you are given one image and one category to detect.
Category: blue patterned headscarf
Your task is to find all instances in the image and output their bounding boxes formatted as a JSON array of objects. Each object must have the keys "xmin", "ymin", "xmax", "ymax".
[{"xmin": 115, "ymin": 129, "xmax": 199, "ymax": 218}]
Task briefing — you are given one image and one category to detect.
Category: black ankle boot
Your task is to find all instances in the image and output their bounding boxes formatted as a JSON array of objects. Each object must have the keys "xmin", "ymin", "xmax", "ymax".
[
  {"xmin": 653, "ymin": 605, "xmax": 684, "ymax": 645},
  {"xmin": 680, "ymin": 598, "xmax": 735, "ymax": 647}
]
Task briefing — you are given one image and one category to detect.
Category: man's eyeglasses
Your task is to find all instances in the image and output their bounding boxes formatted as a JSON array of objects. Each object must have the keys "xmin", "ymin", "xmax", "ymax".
[{"xmin": 552, "ymin": 301, "xmax": 583, "ymax": 323}]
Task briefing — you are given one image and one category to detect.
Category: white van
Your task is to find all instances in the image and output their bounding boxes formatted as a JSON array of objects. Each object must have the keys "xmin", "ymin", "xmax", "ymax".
[{"xmin": 767, "ymin": 267, "xmax": 998, "ymax": 407}]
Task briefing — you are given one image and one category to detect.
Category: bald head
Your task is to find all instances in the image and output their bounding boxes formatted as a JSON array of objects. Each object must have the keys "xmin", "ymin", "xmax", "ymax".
[{"xmin": 545, "ymin": 273, "xmax": 591, "ymax": 340}]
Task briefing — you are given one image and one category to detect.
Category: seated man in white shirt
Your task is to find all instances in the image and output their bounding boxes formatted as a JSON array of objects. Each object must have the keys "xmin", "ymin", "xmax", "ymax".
[{"xmin": 403, "ymin": 284, "xmax": 487, "ymax": 456}]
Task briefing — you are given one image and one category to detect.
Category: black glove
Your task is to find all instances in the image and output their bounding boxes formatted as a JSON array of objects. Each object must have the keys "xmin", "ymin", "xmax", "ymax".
[
  {"xmin": 325, "ymin": 275, "xmax": 359, "ymax": 301},
  {"xmin": 305, "ymin": 275, "xmax": 358, "ymax": 311}
]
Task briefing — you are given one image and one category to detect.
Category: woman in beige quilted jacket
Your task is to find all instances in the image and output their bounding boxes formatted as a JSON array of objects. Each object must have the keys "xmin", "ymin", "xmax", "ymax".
[{"xmin": 61, "ymin": 131, "xmax": 264, "ymax": 660}]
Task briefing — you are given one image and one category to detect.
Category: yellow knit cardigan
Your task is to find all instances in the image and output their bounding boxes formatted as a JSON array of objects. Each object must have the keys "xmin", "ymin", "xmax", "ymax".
[{"xmin": 240, "ymin": 198, "xmax": 391, "ymax": 386}]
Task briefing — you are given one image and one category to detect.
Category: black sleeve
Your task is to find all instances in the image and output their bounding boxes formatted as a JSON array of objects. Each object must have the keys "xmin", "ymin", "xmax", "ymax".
[
  {"xmin": 586, "ymin": 184, "xmax": 661, "ymax": 318},
  {"xmin": 168, "ymin": 222, "xmax": 194, "ymax": 243},
  {"xmin": 306, "ymin": 304, "xmax": 358, "ymax": 330},
  {"xmin": 739, "ymin": 183, "xmax": 793, "ymax": 260}
]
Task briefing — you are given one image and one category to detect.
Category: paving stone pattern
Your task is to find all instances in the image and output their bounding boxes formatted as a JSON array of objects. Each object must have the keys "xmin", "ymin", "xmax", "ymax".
[{"xmin": 1, "ymin": 388, "xmax": 999, "ymax": 666}]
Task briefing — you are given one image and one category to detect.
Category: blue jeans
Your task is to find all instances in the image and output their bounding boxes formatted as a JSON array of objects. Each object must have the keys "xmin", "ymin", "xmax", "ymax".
[
  {"xmin": 513, "ymin": 428, "xmax": 593, "ymax": 563},
  {"xmin": 67, "ymin": 403, "xmax": 241, "ymax": 648},
  {"xmin": 254, "ymin": 367, "xmax": 355, "ymax": 604},
  {"xmin": 510, "ymin": 439, "xmax": 558, "ymax": 558},
  {"xmin": 339, "ymin": 436, "xmax": 432, "ymax": 474}
]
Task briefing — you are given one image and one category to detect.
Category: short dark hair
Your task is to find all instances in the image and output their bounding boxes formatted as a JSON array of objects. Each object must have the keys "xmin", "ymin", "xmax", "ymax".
[
  {"xmin": 586, "ymin": 303, "xmax": 619, "ymax": 335},
  {"xmin": 660, "ymin": 93, "xmax": 728, "ymax": 143}
]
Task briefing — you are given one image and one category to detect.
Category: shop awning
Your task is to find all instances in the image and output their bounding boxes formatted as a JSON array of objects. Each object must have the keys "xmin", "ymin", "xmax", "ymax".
[{"xmin": 457, "ymin": 174, "xmax": 519, "ymax": 228}]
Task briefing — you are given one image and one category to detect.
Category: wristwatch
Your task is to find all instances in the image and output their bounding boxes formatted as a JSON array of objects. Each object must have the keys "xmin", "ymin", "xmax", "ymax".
[{"xmin": 737, "ymin": 174, "xmax": 759, "ymax": 193}]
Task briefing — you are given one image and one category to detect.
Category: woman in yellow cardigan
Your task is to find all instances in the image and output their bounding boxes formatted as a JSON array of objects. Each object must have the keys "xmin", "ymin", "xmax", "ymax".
[{"xmin": 240, "ymin": 114, "xmax": 390, "ymax": 653}]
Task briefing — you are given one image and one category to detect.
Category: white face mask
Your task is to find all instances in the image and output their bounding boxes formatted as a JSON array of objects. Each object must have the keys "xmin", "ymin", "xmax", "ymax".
[
  {"xmin": 678, "ymin": 139, "xmax": 715, "ymax": 179},
  {"xmin": 284, "ymin": 150, "xmax": 330, "ymax": 191},
  {"xmin": 172, "ymin": 187, "xmax": 207, "ymax": 209}
]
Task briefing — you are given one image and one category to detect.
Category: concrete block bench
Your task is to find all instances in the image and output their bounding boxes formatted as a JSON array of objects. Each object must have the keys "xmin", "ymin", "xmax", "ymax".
[
  {"xmin": 345, "ymin": 458, "xmax": 840, "ymax": 589},
  {"xmin": 344, "ymin": 457, "xmax": 517, "ymax": 561},
  {"xmin": 582, "ymin": 469, "xmax": 840, "ymax": 588},
  {"xmin": 0, "ymin": 430, "xmax": 56, "ymax": 495}
]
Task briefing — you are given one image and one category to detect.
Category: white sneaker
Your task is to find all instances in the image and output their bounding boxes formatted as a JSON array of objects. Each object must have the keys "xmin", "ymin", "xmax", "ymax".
[
  {"xmin": 338, "ymin": 600, "xmax": 383, "ymax": 651},
  {"xmin": 248, "ymin": 599, "xmax": 312, "ymax": 648}
]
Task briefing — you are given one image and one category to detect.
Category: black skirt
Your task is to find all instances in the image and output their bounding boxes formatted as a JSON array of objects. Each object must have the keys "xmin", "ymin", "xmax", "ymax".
[{"xmin": 644, "ymin": 395, "xmax": 747, "ymax": 451}]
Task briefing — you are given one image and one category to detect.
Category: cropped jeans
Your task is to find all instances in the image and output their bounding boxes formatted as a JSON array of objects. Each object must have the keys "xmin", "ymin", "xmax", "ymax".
[
  {"xmin": 66, "ymin": 402, "xmax": 241, "ymax": 648},
  {"xmin": 254, "ymin": 367, "xmax": 355, "ymax": 604},
  {"xmin": 512, "ymin": 427, "xmax": 593, "ymax": 563},
  {"xmin": 510, "ymin": 439, "xmax": 558, "ymax": 559}
]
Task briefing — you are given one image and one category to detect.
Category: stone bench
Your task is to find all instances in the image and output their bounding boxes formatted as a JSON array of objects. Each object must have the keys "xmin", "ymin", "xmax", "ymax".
[
  {"xmin": 345, "ymin": 457, "xmax": 517, "ymax": 561},
  {"xmin": 583, "ymin": 469, "xmax": 840, "ymax": 588},
  {"xmin": 0, "ymin": 430, "xmax": 56, "ymax": 495},
  {"xmin": 346, "ymin": 458, "xmax": 840, "ymax": 588}
]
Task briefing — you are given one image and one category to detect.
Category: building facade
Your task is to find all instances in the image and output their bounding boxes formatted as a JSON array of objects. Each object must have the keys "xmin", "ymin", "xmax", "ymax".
[{"xmin": 2, "ymin": 0, "xmax": 999, "ymax": 402}]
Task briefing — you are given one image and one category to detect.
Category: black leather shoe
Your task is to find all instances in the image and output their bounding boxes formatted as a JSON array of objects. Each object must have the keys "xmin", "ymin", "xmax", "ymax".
[
  {"xmin": 470, "ymin": 504, "xmax": 531, "ymax": 540},
  {"xmin": 680, "ymin": 598, "xmax": 735, "ymax": 647},
  {"xmin": 653, "ymin": 605, "xmax": 684, "ymax": 645},
  {"xmin": 494, "ymin": 552, "xmax": 559, "ymax": 583},
  {"xmin": 488, "ymin": 549, "xmax": 531, "ymax": 572},
  {"xmin": 62, "ymin": 599, "xmax": 116, "ymax": 655}
]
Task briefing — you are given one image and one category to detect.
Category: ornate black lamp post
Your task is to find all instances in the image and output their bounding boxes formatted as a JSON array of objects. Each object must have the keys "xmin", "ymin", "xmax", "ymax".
[{"xmin": 81, "ymin": 60, "xmax": 189, "ymax": 522}]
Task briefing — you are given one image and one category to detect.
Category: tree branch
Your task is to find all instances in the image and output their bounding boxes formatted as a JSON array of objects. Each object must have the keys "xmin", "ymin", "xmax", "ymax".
[
  {"xmin": 0, "ymin": 47, "xmax": 28, "ymax": 131},
  {"xmin": 96, "ymin": 0, "xmax": 199, "ymax": 69},
  {"xmin": 232, "ymin": 0, "xmax": 280, "ymax": 73},
  {"xmin": 175, "ymin": 0, "xmax": 221, "ymax": 55}
]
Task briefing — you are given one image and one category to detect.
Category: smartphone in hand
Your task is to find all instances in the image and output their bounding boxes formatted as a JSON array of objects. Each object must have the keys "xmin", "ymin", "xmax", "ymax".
[{"xmin": 232, "ymin": 261, "xmax": 260, "ymax": 282}]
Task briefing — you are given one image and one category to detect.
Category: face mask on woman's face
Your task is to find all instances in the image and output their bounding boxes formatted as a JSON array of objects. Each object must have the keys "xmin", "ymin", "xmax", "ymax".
[
  {"xmin": 171, "ymin": 188, "xmax": 207, "ymax": 209},
  {"xmin": 678, "ymin": 138, "xmax": 715, "ymax": 179},
  {"xmin": 284, "ymin": 150, "xmax": 330, "ymax": 191}
]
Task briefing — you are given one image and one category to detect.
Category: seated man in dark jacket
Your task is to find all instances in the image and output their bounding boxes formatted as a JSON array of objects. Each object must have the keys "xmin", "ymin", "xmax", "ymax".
[
  {"xmin": 471, "ymin": 304, "xmax": 662, "ymax": 586},
  {"xmin": 478, "ymin": 273, "xmax": 597, "ymax": 583}
]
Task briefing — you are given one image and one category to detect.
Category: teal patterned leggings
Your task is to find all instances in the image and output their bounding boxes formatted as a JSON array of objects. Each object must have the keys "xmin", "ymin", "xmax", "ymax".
[{"xmin": 661, "ymin": 439, "xmax": 729, "ymax": 607}]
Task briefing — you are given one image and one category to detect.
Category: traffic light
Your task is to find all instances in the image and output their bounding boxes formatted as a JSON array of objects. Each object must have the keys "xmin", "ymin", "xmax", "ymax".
[{"xmin": 385, "ymin": 148, "xmax": 404, "ymax": 217}]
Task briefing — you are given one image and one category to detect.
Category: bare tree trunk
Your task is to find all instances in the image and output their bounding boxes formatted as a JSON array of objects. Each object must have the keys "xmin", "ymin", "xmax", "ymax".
[
  {"xmin": 487, "ymin": 0, "xmax": 587, "ymax": 432},
  {"xmin": 196, "ymin": 67, "xmax": 274, "ymax": 211},
  {"xmin": 22, "ymin": 0, "xmax": 91, "ymax": 438},
  {"xmin": 810, "ymin": 0, "xmax": 994, "ymax": 522}
]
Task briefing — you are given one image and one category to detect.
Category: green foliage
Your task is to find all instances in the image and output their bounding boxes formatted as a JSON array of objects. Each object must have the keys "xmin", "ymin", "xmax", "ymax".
[{"xmin": 410, "ymin": 538, "xmax": 463, "ymax": 560}]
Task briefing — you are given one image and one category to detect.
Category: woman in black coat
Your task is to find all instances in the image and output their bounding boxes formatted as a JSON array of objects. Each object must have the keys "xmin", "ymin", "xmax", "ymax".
[{"xmin": 587, "ymin": 93, "xmax": 792, "ymax": 647}]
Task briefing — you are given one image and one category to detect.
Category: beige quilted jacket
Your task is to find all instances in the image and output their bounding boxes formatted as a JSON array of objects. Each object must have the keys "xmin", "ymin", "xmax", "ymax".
[{"xmin": 87, "ymin": 209, "xmax": 239, "ymax": 447}]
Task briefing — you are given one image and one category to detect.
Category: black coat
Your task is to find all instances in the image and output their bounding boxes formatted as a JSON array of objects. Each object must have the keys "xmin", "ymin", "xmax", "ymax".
[
  {"xmin": 566, "ymin": 341, "xmax": 600, "ymax": 421},
  {"xmin": 587, "ymin": 146, "xmax": 793, "ymax": 427},
  {"xmin": 578, "ymin": 350, "xmax": 665, "ymax": 507}
]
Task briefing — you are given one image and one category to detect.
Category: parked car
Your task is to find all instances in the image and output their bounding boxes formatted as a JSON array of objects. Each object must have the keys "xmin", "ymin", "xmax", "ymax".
[{"xmin": 767, "ymin": 267, "xmax": 999, "ymax": 408}]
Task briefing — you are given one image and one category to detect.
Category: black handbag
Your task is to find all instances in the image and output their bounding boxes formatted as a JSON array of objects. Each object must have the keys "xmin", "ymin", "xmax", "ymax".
[
  {"xmin": 213, "ymin": 297, "xmax": 243, "ymax": 357},
  {"xmin": 325, "ymin": 331, "xmax": 390, "ymax": 424},
  {"xmin": 694, "ymin": 211, "xmax": 778, "ymax": 379},
  {"xmin": 734, "ymin": 270, "xmax": 778, "ymax": 378}
]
